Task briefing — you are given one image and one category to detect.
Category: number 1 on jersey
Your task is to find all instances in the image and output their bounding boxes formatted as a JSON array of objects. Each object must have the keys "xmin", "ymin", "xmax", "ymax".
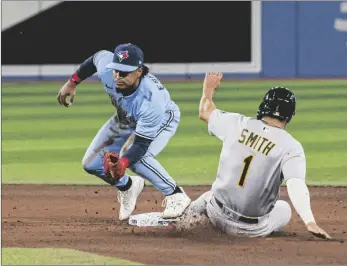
[{"xmin": 238, "ymin": 155, "xmax": 254, "ymax": 187}]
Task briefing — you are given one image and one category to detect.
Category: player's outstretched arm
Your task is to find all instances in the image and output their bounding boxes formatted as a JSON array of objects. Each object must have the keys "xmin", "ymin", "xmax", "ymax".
[
  {"xmin": 199, "ymin": 72, "xmax": 223, "ymax": 123},
  {"xmin": 286, "ymin": 178, "xmax": 332, "ymax": 240},
  {"xmin": 57, "ymin": 53, "xmax": 98, "ymax": 107}
]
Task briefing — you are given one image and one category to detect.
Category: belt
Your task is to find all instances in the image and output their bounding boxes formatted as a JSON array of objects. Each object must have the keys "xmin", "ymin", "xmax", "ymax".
[{"xmin": 214, "ymin": 197, "xmax": 259, "ymax": 224}]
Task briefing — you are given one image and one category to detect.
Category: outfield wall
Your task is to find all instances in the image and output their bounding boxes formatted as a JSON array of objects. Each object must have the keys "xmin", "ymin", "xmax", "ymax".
[
  {"xmin": 2, "ymin": 1, "xmax": 347, "ymax": 80},
  {"xmin": 263, "ymin": 1, "xmax": 347, "ymax": 78}
]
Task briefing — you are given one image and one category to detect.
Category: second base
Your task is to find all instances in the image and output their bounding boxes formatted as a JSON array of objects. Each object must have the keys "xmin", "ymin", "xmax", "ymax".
[{"xmin": 128, "ymin": 212, "xmax": 179, "ymax": 227}]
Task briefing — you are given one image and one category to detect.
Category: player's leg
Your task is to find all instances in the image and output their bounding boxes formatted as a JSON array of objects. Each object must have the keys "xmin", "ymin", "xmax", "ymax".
[
  {"xmin": 129, "ymin": 110, "xmax": 191, "ymax": 218},
  {"xmin": 82, "ymin": 116, "xmax": 144, "ymax": 220},
  {"xmin": 189, "ymin": 190, "xmax": 213, "ymax": 214},
  {"xmin": 222, "ymin": 200, "xmax": 292, "ymax": 238},
  {"xmin": 265, "ymin": 200, "xmax": 292, "ymax": 234},
  {"xmin": 206, "ymin": 199, "xmax": 292, "ymax": 238},
  {"xmin": 173, "ymin": 190, "xmax": 213, "ymax": 231},
  {"xmin": 132, "ymin": 156, "xmax": 176, "ymax": 194},
  {"xmin": 204, "ymin": 195, "xmax": 257, "ymax": 237},
  {"xmin": 205, "ymin": 196, "xmax": 230, "ymax": 233},
  {"xmin": 82, "ymin": 116, "xmax": 129, "ymax": 185}
]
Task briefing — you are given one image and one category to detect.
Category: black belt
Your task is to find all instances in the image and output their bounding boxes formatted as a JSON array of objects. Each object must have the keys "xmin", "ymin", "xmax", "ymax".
[{"xmin": 214, "ymin": 197, "xmax": 259, "ymax": 224}]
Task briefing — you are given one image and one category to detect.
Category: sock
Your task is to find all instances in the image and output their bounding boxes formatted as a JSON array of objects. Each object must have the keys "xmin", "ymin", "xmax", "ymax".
[
  {"xmin": 117, "ymin": 176, "xmax": 132, "ymax": 191},
  {"xmin": 168, "ymin": 186, "xmax": 182, "ymax": 195}
]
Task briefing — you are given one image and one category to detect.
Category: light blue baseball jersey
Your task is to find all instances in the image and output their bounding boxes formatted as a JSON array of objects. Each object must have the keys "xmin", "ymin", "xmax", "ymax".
[{"xmin": 92, "ymin": 50, "xmax": 178, "ymax": 140}]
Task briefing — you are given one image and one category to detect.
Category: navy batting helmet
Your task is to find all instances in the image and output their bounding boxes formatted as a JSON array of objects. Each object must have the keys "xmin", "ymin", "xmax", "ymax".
[{"xmin": 257, "ymin": 87, "xmax": 296, "ymax": 123}]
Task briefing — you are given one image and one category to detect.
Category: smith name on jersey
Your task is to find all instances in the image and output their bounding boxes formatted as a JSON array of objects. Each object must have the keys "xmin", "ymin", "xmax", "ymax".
[{"xmin": 238, "ymin": 128, "xmax": 276, "ymax": 156}]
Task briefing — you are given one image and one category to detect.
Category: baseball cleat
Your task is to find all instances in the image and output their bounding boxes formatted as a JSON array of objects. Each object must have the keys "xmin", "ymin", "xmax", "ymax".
[
  {"xmin": 162, "ymin": 187, "xmax": 191, "ymax": 219},
  {"xmin": 117, "ymin": 175, "xmax": 145, "ymax": 221}
]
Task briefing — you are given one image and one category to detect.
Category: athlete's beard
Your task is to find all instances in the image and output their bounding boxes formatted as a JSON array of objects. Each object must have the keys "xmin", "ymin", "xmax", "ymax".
[{"xmin": 117, "ymin": 78, "xmax": 141, "ymax": 96}]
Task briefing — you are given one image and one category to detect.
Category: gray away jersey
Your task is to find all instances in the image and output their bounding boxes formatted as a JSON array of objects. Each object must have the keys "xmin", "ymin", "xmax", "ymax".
[{"xmin": 209, "ymin": 109, "xmax": 306, "ymax": 217}]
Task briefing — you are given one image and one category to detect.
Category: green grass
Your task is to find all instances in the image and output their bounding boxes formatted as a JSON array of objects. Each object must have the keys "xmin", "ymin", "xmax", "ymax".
[
  {"xmin": 2, "ymin": 79, "xmax": 347, "ymax": 186},
  {"xmin": 2, "ymin": 248, "xmax": 140, "ymax": 265}
]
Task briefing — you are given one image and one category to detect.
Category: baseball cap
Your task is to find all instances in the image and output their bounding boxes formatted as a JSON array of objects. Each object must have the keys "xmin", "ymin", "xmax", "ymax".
[{"xmin": 106, "ymin": 43, "xmax": 144, "ymax": 72}]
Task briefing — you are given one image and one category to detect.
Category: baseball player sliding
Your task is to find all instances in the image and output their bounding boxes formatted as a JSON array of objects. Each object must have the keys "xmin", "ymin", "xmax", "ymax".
[
  {"xmin": 178, "ymin": 72, "xmax": 331, "ymax": 239},
  {"xmin": 56, "ymin": 43, "xmax": 191, "ymax": 221}
]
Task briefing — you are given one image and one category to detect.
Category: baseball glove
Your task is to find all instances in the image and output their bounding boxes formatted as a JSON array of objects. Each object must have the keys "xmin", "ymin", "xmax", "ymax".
[
  {"xmin": 104, "ymin": 151, "xmax": 120, "ymax": 181},
  {"xmin": 103, "ymin": 151, "xmax": 130, "ymax": 181}
]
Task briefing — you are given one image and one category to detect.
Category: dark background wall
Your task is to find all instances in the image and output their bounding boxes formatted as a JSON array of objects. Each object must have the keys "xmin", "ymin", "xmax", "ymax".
[{"xmin": 2, "ymin": 1, "xmax": 252, "ymax": 65}]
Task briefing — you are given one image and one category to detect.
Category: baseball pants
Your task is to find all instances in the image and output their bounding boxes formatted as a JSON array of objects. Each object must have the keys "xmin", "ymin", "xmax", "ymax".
[
  {"xmin": 82, "ymin": 109, "xmax": 180, "ymax": 196},
  {"xmin": 189, "ymin": 190, "xmax": 292, "ymax": 237}
]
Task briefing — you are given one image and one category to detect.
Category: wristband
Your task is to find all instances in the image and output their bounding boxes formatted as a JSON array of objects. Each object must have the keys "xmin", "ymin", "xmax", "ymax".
[
  {"xmin": 69, "ymin": 73, "xmax": 81, "ymax": 86},
  {"xmin": 119, "ymin": 157, "xmax": 130, "ymax": 168}
]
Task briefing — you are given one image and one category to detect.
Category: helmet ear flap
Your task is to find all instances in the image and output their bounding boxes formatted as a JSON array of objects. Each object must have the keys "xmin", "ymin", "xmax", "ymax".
[{"xmin": 257, "ymin": 101, "xmax": 266, "ymax": 120}]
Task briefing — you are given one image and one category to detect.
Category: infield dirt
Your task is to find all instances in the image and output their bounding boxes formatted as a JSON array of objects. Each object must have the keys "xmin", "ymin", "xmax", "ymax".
[{"xmin": 2, "ymin": 184, "xmax": 347, "ymax": 264}]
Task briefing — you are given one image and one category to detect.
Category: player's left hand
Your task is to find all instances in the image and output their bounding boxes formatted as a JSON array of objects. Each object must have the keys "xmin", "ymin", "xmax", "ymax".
[
  {"xmin": 104, "ymin": 152, "xmax": 129, "ymax": 180},
  {"xmin": 306, "ymin": 221, "xmax": 332, "ymax": 240},
  {"xmin": 202, "ymin": 72, "xmax": 223, "ymax": 98},
  {"xmin": 104, "ymin": 151, "xmax": 119, "ymax": 179}
]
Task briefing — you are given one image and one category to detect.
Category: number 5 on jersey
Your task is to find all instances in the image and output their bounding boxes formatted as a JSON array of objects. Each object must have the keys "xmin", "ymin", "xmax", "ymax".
[{"xmin": 238, "ymin": 155, "xmax": 254, "ymax": 187}]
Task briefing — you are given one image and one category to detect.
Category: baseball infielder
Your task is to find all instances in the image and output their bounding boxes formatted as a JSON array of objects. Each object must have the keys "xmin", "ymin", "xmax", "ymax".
[
  {"xmin": 178, "ymin": 72, "xmax": 331, "ymax": 239},
  {"xmin": 56, "ymin": 43, "xmax": 191, "ymax": 220}
]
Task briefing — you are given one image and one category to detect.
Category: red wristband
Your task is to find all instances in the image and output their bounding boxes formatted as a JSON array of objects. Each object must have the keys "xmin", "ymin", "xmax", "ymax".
[
  {"xmin": 120, "ymin": 157, "xmax": 130, "ymax": 168},
  {"xmin": 69, "ymin": 73, "xmax": 81, "ymax": 85}
]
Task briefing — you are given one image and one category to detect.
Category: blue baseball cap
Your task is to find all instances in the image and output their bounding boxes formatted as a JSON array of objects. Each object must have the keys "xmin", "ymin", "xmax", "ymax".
[{"xmin": 106, "ymin": 43, "xmax": 144, "ymax": 72}]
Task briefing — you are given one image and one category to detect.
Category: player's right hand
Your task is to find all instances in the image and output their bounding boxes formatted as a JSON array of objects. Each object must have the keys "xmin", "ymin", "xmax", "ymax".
[
  {"xmin": 305, "ymin": 221, "xmax": 332, "ymax": 240},
  {"xmin": 57, "ymin": 80, "xmax": 77, "ymax": 107},
  {"xmin": 203, "ymin": 72, "xmax": 223, "ymax": 98}
]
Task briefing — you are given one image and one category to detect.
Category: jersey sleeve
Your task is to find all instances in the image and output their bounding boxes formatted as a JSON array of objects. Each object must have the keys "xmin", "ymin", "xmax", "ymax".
[
  {"xmin": 281, "ymin": 141, "xmax": 306, "ymax": 182},
  {"xmin": 93, "ymin": 50, "xmax": 114, "ymax": 74},
  {"xmin": 135, "ymin": 98, "xmax": 165, "ymax": 140},
  {"xmin": 208, "ymin": 109, "xmax": 244, "ymax": 141}
]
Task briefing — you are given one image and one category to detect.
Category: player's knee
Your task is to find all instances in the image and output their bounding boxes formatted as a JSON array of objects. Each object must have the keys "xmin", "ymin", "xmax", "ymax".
[
  {"xmin": 275, "ymin": 200, "xmax": 292, "ymax": 227},
  {"xmin": 81, "ymin": 157, "xmax": 97, "ymax": 175},
  {"xmin": 140, "ymin": 153, "xmax": 154, "ymax": 161},
  {"xmin": 82, "ymin": 162, "xmax": 94, "ymax": 175},
  {"xmin": 191, "ymin": 190, "xmax": 213, "ymax": 213}
]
